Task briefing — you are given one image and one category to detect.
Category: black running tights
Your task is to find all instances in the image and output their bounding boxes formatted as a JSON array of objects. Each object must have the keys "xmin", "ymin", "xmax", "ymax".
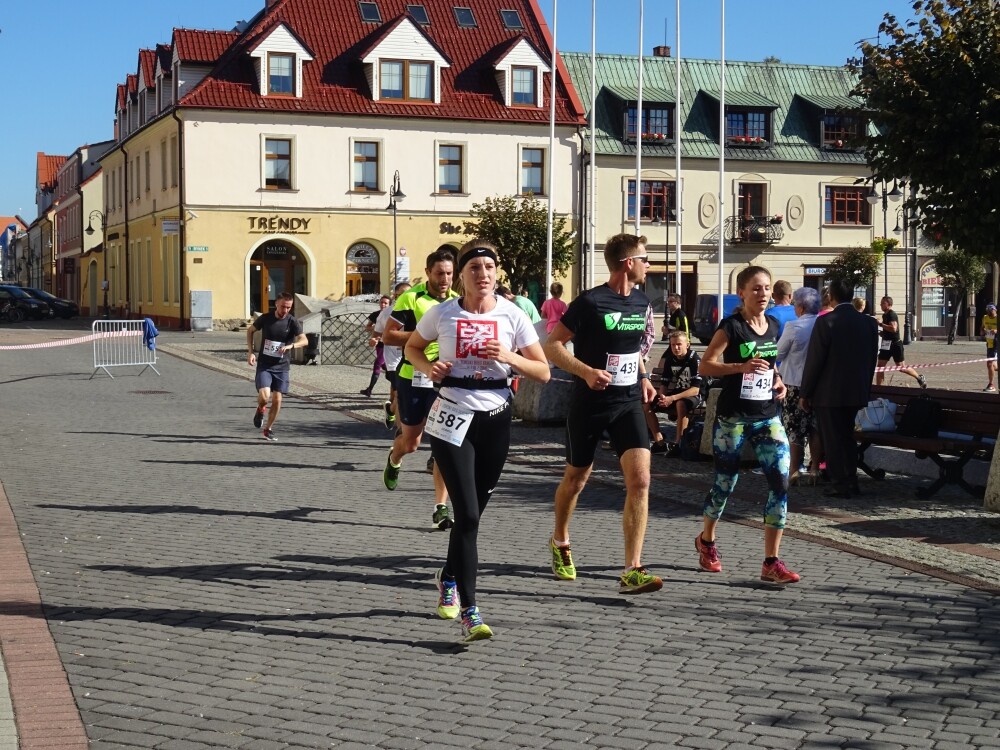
[{"xmin": 430, "ymin": 401, "xmax": 512, "ymax": 608}]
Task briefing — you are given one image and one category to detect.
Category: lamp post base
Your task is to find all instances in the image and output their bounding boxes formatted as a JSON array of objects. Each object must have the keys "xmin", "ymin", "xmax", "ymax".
[{"xmin": 903, "ymin": 314, "xmax": 913, "ymax": 345}]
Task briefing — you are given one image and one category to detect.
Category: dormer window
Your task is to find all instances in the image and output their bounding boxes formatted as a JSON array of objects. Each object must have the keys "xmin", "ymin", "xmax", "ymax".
[
  {"xmin": 512, "ymin": 67, "xmax": 536, "ymax": 105},
  {"xmin": 407, "ymin": 4, "xmax": 430, "ymax": 24},
  {"xmin": 726, "ymin": 109, "xmax": 768, "ymax": 140},
  {"xmin": 823, "ymin": 113, "xmax": 863, "ymax": 148},
  {"xmin": 500, "ymin": 9, "xmax": 524, "ymax": 29},
  {"xmin": 268, "ymin": 53, "xmax": 295, "ymax": 95},
  {"xmin": 627, "ymin": 105, "xmax": 673, "ymax": 142},
  {"xmin": 380, "ymin": 60, "xmax": 432, "ymax": 101},
  {"xmin": 454, "ymin": 7, "xmax": 477, "ymax": 28},
  {"xmin": 359, "ymin": 1, "xmax": 382, "ymax": 23}
]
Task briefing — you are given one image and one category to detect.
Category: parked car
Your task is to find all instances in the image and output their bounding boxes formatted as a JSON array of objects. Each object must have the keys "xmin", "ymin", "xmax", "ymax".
[
  {"xmin": 692, "ymin": 293, "xmax": 741, "ymax": 345},
  {"xmin": 19, "ymin": 286, "xmax": 79, "ymax": 319},
  {"xmin": 0, "ymin": 285, "xmax": 50, "ymax": 320}
]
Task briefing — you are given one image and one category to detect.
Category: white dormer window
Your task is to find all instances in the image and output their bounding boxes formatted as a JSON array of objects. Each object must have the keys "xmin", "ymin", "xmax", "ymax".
[
  {"xmin": 494, "ymin": 39, "xmax": 549, "ymax": 108},
  {"xmin": 269, "ymin": 53, "xmax": 294, "ymax": 95},
  {"xmin": 249, "ymin": 23, "xmax": 314, "ymax": 98},
  {"xmin": 362, "ymin": 17, "xmax": 450, "ymax": 104}
]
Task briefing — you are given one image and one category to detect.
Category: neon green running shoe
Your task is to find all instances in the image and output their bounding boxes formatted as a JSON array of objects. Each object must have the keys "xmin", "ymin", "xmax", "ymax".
[
  {"xmin": 618, "ymin": 566, "xmax": 663, "ymax": 595},
  {"xmin": 434, "ymin": 568, "xmax": 460, "ymax": 619},
  {"xmin": 383, "ymin": 450, "xmax": 400, "ymax": 491},
  {"xmin": 550, "ymin": 538, "xmax": 576, "ymax": 580},
  {"xmin": 460, "ymin": 606, "xmax": 493, "ymax": 642}
]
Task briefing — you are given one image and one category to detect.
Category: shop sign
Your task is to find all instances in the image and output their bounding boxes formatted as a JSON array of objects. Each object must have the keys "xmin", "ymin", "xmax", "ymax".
[
  {"xmin": 161, "ymin": 219, "xmax": 180, "ymax": 236},
  {"xmin": 347, "ymin": 242, "xmax": 380, "ymax": 272},
  {"xmin": 247, "ymin": 216, "xmax": 312, "ymax": 234},
  {"xmin": 187, "ymin": 245, "xmax": 209, "ymax": 252},
  {"xmin": 261, "ymin": 242, "xmax": 297, "ymax": 260},
  {"xmin": 920, "ymin": 262, "xmax": 942, "ymax": 287},
  {"xmin": 804, "ymin": 267, "xmax": 827, "ymax": 275}
]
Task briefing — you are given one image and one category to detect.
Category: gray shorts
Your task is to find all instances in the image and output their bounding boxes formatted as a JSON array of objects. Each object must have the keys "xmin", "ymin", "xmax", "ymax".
[{"xmin": 255, "ymin": 367, "xmax": 290, "ymax": 394}]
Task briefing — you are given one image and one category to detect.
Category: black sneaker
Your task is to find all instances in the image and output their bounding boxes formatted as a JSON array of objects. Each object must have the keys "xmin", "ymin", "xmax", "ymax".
[
  {"xmin": 917, "ymin": 374, "xmax": 928, "ymax": 389},
  {"xmin": 253, "ymin": 406, "xmax": 266, "ymax": 429},
  {"xmin": 426, "ymin": 456, "xmax": 435, "ymax": 474},
  {"xmin": 261, "ymin": 428, "xmax": 277, "ymax": 442},
  {"xmin": 650, "ymin": 440, "xmax": 669, "ymax": 454},
  {"xmin": 383, "ymin": 401, "xmax": 395, "ymax": 430}
]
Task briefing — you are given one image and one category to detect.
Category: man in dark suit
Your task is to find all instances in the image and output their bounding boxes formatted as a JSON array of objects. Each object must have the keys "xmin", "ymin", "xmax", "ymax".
[{"xmin": 799, "ymin": 278, "xmax": 879, "ymax": 498}]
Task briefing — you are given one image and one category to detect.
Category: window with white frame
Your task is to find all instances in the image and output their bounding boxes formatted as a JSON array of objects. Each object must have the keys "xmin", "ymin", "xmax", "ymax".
[
  {"xmin": 437, "ymin": 144, "xmax": 463, "ymax": 193},
  {"xmin": 264, "ymin": 138, "xmax": 293, "ymax": 190},
  {"xmin": 512, "ymin": 66, "xmax": 536, "ymax": 106},
  {"xmin": 520, "ymin": 147, "xmax": 545, "ymax": 196},
  {"xmin": 268, "ymin": 53, "xmax": 294, "ymax": 95},
  {"xmin": 353, "ymin": 141, "xmax": 379, "ymax": 191}
]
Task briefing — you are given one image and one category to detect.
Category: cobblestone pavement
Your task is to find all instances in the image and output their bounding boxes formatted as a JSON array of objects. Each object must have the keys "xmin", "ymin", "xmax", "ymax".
[{"xmin": 0, "ymin": 319, "xmax": 998, "ymax": 749}]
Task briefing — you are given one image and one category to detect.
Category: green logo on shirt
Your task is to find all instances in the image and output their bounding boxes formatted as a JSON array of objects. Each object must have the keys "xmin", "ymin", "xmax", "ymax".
[
  {"xmin": 604, "ymin": 312, "xmax": 622, "ymax": 330},
  {"xmin": 740, "ymin": 341, "xmax": 757, "ymax": 359}
]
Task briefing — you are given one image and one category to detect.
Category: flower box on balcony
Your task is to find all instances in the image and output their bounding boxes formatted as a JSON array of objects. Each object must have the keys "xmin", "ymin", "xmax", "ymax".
[
  {"xmin": 638, "ymin": 132, "xmax": 671, "ymax": 143},
  {"xmin": 726, "ymin": 135, "xmax": 769, "ymax": 148}
]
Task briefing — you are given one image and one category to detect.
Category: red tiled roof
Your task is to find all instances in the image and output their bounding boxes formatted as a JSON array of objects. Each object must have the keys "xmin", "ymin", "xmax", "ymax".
[
  {"xmin": 138, "ymin": 49, "xmax": 157, "ymax": 89},
  {"xmin": 172, "ymin": 28, "xmax": 240, "ymax": 64},
  {"xmin": 116, "ymin": 83, "xmax": 126, "ymax": 112},
  {"xmin": 0, "ymin": 217, "xmax": 26, "ymax": 232},
  {"xmin": 36, "ymin": 153, "xmax": 67, "ymax": 191},
  {"xmin": 126, "ymin": 73, "xmax": 137, "ymax": 101},
  {"xmin": 179, "ymin": 0, "xmax": 584, "ymax": 124}
]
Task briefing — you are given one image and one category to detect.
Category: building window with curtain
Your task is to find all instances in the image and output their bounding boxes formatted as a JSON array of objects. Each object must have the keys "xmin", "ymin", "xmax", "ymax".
[
  {"xmin": 824, "ymin": 186, "xmax": 871, "ymax": 225},
  {"xmin": 437, "ymin": 144, "xmax": 463, "ymax": 193},
  {"xmin": 512, "ymin": 66, "xmax": 536, "ymax": 106},
  {"xmin": 268, "ymin": 53, "xmax": 295, "ymax": 95},
  {"xmin": 380, "ymin": 60, "xmax": 432, "ymax": 101},
  {"xmin": 520, "ymin": 147, "xmax": 545, "ymax": 196},
  {"xmin": 353, "ymin": 141, "xmax": 379, "ymax": 191}
]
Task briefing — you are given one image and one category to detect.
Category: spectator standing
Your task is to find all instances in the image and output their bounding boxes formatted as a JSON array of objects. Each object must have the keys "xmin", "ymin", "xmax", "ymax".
[
  {"xmin": 776, "ymin": 287, "xmax": 820, "ymax": 484},
  {"xmin": 497, "ymin": 285, "xmax": 541, "ymax": 324},
  {"xmin": 799, "ymin": 278, "xmax": 879, "ymax": 499},
  {"xmin": 540, "ymin": 282, "xmax": 568, "ymax": 334},
  {"xmin": 768, "ymin": 280, "xmax": 797, "ymax": 337},
  {"xmin": 852, "ymin": 297, "xmax": 866, "ymax": 313},
  {"xmin": 981, "ymin": 303, "xmax": 998, "ymax": 392},
  {"xmin": 661, "ymin": 293, "xmax": 690, "ymax": 341}
]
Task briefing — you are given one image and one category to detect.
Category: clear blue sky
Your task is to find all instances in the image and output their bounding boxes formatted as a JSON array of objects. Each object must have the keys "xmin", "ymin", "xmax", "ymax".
[{"xmin": 0, "ymin": 0, "xmax": 916, "ymax": 221}]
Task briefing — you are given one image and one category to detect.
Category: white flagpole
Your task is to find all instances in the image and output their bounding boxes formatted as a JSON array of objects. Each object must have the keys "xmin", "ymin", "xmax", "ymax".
[
  {"xmin": 634, "ymin": 0, "xmax": 644, "ymax": 236},
  {"xmin": 546, "ymin": 0, "xmax": 557, "ymax": 299},
  {"xmin": 717, "ymin": 0, "xmax": 725, "ymax": 317},
  {"xmin": 589, "ymin": 0, "xmax": 597, "ymax": 290},
  {"xmin": 674, "ymin": 0, "xmax": 682, "ymax": 297}
]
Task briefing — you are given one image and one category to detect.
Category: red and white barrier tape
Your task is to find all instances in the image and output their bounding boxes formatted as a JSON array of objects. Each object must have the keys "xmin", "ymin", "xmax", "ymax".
[
  {"xmin": 0, "ymin": 330, "xmax": 140, "ymax": 351},
  {"xmin": 875, "ymin": 357, "xmax": 992, "ymax": 373}
]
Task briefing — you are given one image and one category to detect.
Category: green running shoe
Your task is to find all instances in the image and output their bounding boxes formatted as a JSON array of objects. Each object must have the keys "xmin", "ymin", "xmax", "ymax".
[
  {"xmin": 550, "ymin": 538, "xmax": 576, "ymax": 580},
  {"xmin": 434, "ymin": 568, "xmax": 460, "ymax": 619},
  {"xmin": 460, "ymin": 606, "xmax": 493, "ymax": 642},
  {"xmin": 432, "ymin": 504, "xmax": 453, "ymax": 530},
  {"xmin": 383, "ymin": 450, "xmax": 400, "ymax": 490},
  {"xmin": 619, "ymin": 566, "xmax": 663, "ymax": 594}
]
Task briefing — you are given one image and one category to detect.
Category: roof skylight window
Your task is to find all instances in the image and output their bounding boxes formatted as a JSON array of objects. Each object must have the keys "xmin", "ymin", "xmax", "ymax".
[
  {"xmin": 359, "ymin": 1, "xmax": 382, "ymax": 23},
  {"xmin": 453, "ymin": 7, "xmax": 477, "ymax": 28},
  {"xmin": 500, "ymin": 10, "xmax": 524, "ymax": 30},
  {"xmin": 406, "ymin": 4, "xmax": 430, "ymax": 25}
]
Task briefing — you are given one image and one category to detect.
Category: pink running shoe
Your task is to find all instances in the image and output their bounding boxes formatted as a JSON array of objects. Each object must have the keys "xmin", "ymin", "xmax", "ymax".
[
  {"xmin": 695, "ymin": 534, "xmax": 722, "ymax": 572},
  {"xmin": 761, "ymin": 559, "xmax": 801, "ymax": 585}
]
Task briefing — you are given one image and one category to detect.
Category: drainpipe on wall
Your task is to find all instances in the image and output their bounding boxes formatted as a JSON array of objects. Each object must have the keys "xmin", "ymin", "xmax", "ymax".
[
  {"xmin": 172, "ymin": 109, "xmax": 186, "ymax": 330},
  {"xmin": 77, "ymin": 153, "xmax": 85, "ymax": 307},
  {"xmin": 119, "ymin": 142, "xmax": 130, "ymax": 319}
]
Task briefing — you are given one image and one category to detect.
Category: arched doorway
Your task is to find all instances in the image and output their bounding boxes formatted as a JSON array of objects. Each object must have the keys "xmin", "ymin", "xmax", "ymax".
[
  {"xmin": 250, "ymin": 240, "xmax": 307, "ymax": 314},
  {"xmin": 345, "ymin": 242, "xmax": 381, "ymax": 296}
]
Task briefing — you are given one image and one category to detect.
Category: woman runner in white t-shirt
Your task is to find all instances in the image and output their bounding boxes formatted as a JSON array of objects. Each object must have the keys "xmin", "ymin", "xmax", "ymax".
[{"xmin": 405, "ymin": 240, "xmax": 550, "ymax": 642}]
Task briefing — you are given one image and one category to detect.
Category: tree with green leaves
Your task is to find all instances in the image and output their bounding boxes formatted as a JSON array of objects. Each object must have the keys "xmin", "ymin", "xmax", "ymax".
[
  {"xmin": 462, "ymin": 195, "xmax": 575, "ymax": 298},
  {"xmin": 932, "ymin": 246, "xmax": 987, "ymax": 343},
  {"xmin": 852, "ymin": 0, "xmax": 1000, "ymax": 263},
  {"xmin": 826, "ymin": 244, "xmax": 886, "ymax": 291}
]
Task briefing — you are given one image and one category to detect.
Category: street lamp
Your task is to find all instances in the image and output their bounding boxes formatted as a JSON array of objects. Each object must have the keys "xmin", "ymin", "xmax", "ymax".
[
  {"xmin": 865, "ymin": 179, "xmax": 902, "ymax": 297},
  {"xmin": 894, "ymin": 204, "xmax": 918, "ymax": 344},
  {"xmin": 385, "ymin": 171, "xmax": 405, "ymax": 285},
  {"xmin": 85, "ymin": 210, "xmax": 109, "ymax": 318}
]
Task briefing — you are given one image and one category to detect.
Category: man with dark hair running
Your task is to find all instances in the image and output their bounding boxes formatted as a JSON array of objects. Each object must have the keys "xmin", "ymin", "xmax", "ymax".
[
  {"xmin": 247, "ymin": 292, "xmax": 308, "ymax": 441},
  {"xmin": 875, "ymin": 296, "xmax": 926, "ymax": 388},
  {"xmin": 545, "ymin": 233, "xmax": 662, "ymax": 595},
  {"xmin": 382, "ymin": 249, "xmax": 458, "ymax": 529}
]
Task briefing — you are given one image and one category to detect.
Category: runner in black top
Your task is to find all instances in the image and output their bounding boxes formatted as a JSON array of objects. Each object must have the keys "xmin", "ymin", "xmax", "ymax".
[
  {"xmin": 246, "ymin": 292, "xmax": 308, "ymax": 441},
  {"xmin": 698, "ymin": 265, "xmax": 799, "ymax": 585},
  {"xmin": 875, "ymin": 296, "xmax": 926, "ymax": 388},
  {"xmin": 544, "ymin": 233, "xmax": 662, "ymax": 595}
]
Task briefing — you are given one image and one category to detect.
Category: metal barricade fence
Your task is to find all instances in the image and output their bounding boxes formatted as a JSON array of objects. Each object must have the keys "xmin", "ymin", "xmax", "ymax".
[{"xmin": 91, "ymin": 320, "xmax": 161, "ymax": 379}]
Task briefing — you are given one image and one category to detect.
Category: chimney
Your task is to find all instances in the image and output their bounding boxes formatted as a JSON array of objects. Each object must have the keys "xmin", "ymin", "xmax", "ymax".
[{"xmin": 653, "ymin": 45, "xmax": 671, "ymax": 58}]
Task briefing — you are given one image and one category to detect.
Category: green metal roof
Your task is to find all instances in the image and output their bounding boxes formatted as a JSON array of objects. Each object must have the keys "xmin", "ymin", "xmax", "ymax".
[
  {"xmin": 605, "ymin": 84, "xmax": 675, "ymax": 104},
  {"xmin": 701, "ymin": 90, "xmax": 778, "ymax": 108},
  {"xmin": 795, "ymin": 93, "xmax": 864, "ymax": 111},
  {"xmin": 561, "ymin": 52, "xmax": 870, "ymax": 164}
]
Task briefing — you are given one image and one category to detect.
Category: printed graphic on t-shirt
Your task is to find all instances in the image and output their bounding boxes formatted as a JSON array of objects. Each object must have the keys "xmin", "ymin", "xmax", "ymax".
[
  {"xmin": 456, "ymin": 320, "xmax": 498, "ymax": 358},
  {"xmin": 740, "ymin": 340, "xmax": 777, "ymax": 359}
]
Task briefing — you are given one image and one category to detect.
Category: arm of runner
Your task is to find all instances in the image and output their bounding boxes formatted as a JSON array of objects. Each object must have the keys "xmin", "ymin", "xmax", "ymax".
[
  {"xmin": 638, "ymin": 361, "xmax": 656, "ymax": 403},
  {"xmin": 482, "ymin": 339, "xmax": 550, "ymax": 384},
  {"xmin": 543, "ymin": 321, "xmax": 612, "ymax": 391},
  {"xmin": 246, "ymin": 323, "xmax": 257, "ymax": 366},
  {"xmin": 405, "ymin": 331, "xmax": 451, "ymax": 382},
  {"xmin": 280, "ymin": 333, "xmax": 309, "ymax": 356},
  {"xmin": 382, "ymin": 316, "xmax": 410, "ymax": 348}
]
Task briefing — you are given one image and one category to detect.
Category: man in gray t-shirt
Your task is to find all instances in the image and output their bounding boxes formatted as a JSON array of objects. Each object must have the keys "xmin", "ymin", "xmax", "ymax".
[{"xmin": 246, "ymin": 292, "xmax": 307, "ymax": 441}]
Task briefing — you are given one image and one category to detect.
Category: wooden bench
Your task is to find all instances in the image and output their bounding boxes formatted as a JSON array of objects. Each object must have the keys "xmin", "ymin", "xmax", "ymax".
[{"xmin": 855, "ymin": 385, "xmax": 1000, "ymax": 499}]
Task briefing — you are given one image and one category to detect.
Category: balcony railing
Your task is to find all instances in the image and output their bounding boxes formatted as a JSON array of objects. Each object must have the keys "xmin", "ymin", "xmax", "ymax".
[{"xmin": 724, "ymin": 215, "xmax": 784, "ymax": 244}]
